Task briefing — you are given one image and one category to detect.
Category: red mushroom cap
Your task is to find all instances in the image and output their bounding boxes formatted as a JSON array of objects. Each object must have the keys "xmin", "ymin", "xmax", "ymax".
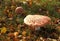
[
  {"xmin": 15, "ymin": 7, "xmax": 24, "ymax": 14},
  {"xmin": 24, "ymin": 15, "xmax": 51, "ymax": 27}
]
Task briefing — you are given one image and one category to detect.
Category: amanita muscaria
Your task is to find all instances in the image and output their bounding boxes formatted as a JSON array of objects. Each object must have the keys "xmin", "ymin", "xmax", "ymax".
[
  {"xmin": 15, "ymin": 7, "xmax": 24, "ymax": 14},
  {"xmin": 24, "ymin": 15, "xmax": 51, "ymax": 30}
]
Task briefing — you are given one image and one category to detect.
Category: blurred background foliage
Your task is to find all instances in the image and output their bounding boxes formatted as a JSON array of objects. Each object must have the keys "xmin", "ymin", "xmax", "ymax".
[{"xmin": 0, "ymin": 0, "xmax": 60, "ymax": 41}]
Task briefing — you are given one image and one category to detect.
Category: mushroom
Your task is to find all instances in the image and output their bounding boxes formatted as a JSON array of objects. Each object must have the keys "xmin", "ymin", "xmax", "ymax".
[
  {"xmin": 24, "ymin": 15, "xmax": 51, "ymax": 30},
  {"xmin": 15, "ymin": 7, "xmax": 24, "ymax": 14}
]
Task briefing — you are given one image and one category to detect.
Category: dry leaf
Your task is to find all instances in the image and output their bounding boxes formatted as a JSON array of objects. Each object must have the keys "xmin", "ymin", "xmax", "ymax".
[
  {"xmin": 1, "ymin": 27, "xmax": 7, "ymax": 34},
  {"xmin": 22, "ymin": 31, "xmax": 27, "ymax": 36},
  {"xmin": 13, "ymin": 37, "xmax": 19, "ymax": 41}
]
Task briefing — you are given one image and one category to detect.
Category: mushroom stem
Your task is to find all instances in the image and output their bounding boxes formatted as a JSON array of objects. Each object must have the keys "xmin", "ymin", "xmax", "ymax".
[
  {"xmin": 29, "ymin": 25, "xmax": 41, "ymax": 31},
  {"xmin": 35, "ymin": 27, "xmax": 40, "ymax": 31}
]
